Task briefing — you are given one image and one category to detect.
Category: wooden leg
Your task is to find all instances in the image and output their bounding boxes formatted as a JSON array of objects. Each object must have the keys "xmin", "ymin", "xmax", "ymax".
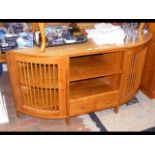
[
  {"xmin": 114, "ymin": 107, "xmax": 119, "ymax": 114},
  {"xmin": 16, "ymin": 111, "xmax": 20, "ymax": 118},
  {"xmin": 66, "ymin": 117, "xmax": 71, "ymax": 125}
]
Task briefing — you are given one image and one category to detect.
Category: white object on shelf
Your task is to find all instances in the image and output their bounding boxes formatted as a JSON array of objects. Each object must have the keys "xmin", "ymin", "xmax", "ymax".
[
  {"xmin": 0, "ymin": 90, "xmax": 9, "ymax": 124},
  {"xmin": 86, "ymin": 23, "xmax": 125, "ymax": 45},
  {"xmin": 64, "ymin": 38, "xmax": 76, "ymax": 44},
  {"xmin": 2, "ymin": 64, "xmax": 8, "ymax": 72}
]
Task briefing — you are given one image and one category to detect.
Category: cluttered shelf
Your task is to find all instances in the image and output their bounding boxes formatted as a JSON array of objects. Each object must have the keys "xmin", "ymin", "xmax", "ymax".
[{"xmin": 0, "ymin": 23, "xmax": 151, "ymax": 57}]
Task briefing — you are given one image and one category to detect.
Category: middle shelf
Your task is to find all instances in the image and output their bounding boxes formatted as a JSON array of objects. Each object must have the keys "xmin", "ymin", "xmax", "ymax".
[
  {"xmin": 70, "ymin": 52, "xmax": 123, "ymax": 82},
  {"xmin": 70, "ymin": 74, "xmax": 121, "ymax": 101}
]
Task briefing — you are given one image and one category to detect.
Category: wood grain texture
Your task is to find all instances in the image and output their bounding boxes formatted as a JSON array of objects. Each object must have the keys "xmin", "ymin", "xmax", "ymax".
[
  {"xmin": 120, "ymin": 46, "xmax": 148, "ymax": 104},
  {"xmin": 0, "ymin": 52, "xmax": 6, "ymax": 63},
  {"xmin": 141, "ymin": 23, "xmax": 155, "ymax": 98},
  {"xmin": 5, "ymin": 23, "xmax": 152, "ymax": 124},
  {"xmin": 6, "ymin": 53, "xmax": 67, "ymax": 119}
]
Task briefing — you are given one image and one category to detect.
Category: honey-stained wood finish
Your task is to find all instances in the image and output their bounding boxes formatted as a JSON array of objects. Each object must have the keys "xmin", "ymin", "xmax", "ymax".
[
  {"xmin": 139, "ymin": 23, "xmax": 146, "ymax": 42},
  {"xmin": 6, "ymin": 23, "xmax": 152, "ymax": 124},
  {"xmin": 70, "ymin": 52, "xmax": 122, "ymax": 82},
  {"xmin": 0, "ymin": 52, "xmax": 6, "ymax": 63},
  {"xmin": 141, "ymin": 23, "xmax": 155, "ymax": 98},
  {"xmin": 7, "ymin": 53, "xmax": 67, "ymax": 119},
  {"xmin": 120, "ymin": 46, "xmax": 148, "ymax": 104},
  {"xmin": 32, "ymin": 23, "xmax": 46, "ymax": 53},
  {"xmin": 6, "ymin": 37, "xmax": 151, "ymax": 122}
]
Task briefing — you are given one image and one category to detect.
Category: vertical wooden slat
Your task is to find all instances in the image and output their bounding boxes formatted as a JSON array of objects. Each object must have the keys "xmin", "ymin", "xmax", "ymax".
[
  {"xmin": 31, "ymin": 63, "xmax": 36, "ymax": 108},
  {"xmin": 132, "ymin": 51, "xmax": 142, "ymax": 92},
  {"xmin": 133, "ymin": 52, "xmax": 140, "ymax": 89},
  {"xmin": 23, "ymin": 62, "xmax": 30, "ymax": 106},
  {"xmin": 18, "ymin": 62, "xmax": 26, "ymax": 106},
  {"xmin": 56, "ymin": 65, "xmax": 59, "ymax": 111},
  {"xmin": 135, "ymin": 50, "xmax": 145, "ymax": 89},
  {"xmin": 126, "ymin": 55, "xmax": 135, "ymax": 96},
  {"xmin": 40, "ymin": 64, "xmax": 45, "ymax": 109},
  {"xmin": 35, "ymin": 63, "xmax": 40, "ymax": 108},
  {"xmin": 44, "ymin": 64, "xmax": 48, "ymax": 110},
  {"xmin": 25, "ymin": 62, "xmax": 30, "ymax": 106},
  {"xmin": 129, "ymin": 54, "xmax": 137, "ymax": 94},
  {"xmin": 26, "ymin": 62, "xmax": 34, "ymax": 107},
  {"xmin": 48, "ymin": 64, "xmax": 52, "ymax": 111},
  {"xmin": 56, "ymin": 89, "xmax": 60, "ymax": 111},
  {"xmin": 130, "ymin": 53, "xmax": 137, "ymax": 94},
  {"xmin": 53, "ymin": 65, "xmax": 56, "ymax": 111},
  {"xmin": 18, "ymin": 62, "xmax": 23, "ymax": 85}
]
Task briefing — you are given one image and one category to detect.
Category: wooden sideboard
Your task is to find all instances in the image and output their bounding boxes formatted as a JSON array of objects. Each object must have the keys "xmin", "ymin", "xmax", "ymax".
[
  {"xmin": 141, "ymin": 23, "xmax": 155, "ymax": 98},
  {"xmin": 6, "ymin": 30, "xmax": 151, "ymax": 124}
]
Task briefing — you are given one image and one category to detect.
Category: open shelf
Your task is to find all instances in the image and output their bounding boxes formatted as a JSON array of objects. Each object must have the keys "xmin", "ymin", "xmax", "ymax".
[
  {"xmin": 70, "ymin": 52, "xmax": 123, "ymax": 82},
  {"xmin": 70, "ymin": 75, "xmax": 120, "ymax": 101}
]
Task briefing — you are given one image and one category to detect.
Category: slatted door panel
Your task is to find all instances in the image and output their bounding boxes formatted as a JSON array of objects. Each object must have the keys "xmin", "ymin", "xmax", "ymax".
[
  {"xmin": 120, "ymin": 47, "xmax": 147, "ymax": 104},
  {"xmin": 7, "ymin": 53, "xmax": 66, "ymax": 118}
]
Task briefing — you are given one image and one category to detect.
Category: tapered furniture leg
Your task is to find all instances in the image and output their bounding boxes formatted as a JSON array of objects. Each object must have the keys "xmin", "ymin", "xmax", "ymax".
[
  {"xmin": 66, "ymin": 117, "xmax": 71, "ymax": 125},
  {"xmin": 114, "ymin": 107, "xmax": 119, "ymax": 113},
  {"xmin": 16, "ymin": 111, "xmax": 20, "ymax": 118}
]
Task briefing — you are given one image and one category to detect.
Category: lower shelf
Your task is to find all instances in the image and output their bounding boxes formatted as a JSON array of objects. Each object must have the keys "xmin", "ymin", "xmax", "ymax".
[
  {"xmin": 69, "ymin": 77, "xmax": 120, "ymax": 116},
  {"xmin": 70, "ymin": 76, "xmax": 120, "ymax": 100}
]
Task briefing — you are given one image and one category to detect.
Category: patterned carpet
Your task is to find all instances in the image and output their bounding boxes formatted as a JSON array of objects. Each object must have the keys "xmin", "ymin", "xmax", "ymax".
[{"xmin": 82, "ymin": 91, "xmax": 155, "ymax": 132}]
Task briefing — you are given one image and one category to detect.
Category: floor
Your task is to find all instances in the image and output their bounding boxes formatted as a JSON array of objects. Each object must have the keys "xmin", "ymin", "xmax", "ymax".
[
  {"xmin": 95, "ymin": 91, "xmax": 155, "ymax": 131},
  {"xmin": 0, "ymin": 72, "xmax": 93, "ymax": 132}
]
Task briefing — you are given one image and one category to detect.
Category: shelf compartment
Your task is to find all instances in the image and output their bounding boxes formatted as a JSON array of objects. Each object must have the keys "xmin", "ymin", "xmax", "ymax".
[
  {"xmin": 70, "ymin": 52, "xmax": 123, "ymax": 82},
  {"xmin": 70, "ymin": 75, "xmax": 121, "ymax": 100},
  {"xmin": 70, "ymin": 76, "xmax": 120, "ymax": 116}
]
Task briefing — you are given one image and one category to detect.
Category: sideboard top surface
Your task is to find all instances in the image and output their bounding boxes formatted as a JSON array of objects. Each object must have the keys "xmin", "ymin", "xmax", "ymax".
[{"xmin": 9, "ymin": 32, "xmax": 152, "ymax": 57}]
